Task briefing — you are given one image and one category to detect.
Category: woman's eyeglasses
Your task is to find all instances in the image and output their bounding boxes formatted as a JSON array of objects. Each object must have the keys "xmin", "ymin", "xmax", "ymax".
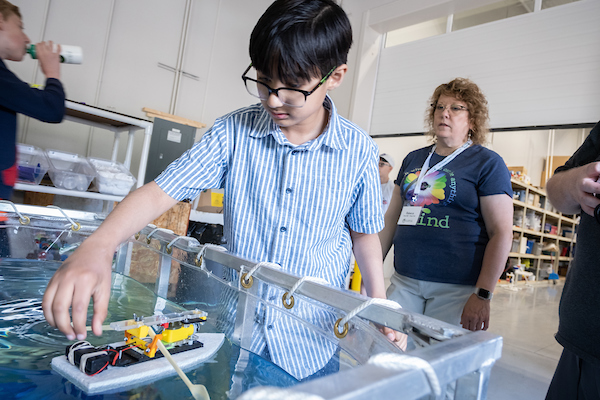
[{"xmin": 432, "ymin": 103, "xmax": 468, "ymax": 114}]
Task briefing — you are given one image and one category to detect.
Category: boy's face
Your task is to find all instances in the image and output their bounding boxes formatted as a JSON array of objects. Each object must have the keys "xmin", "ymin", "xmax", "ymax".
[
  {"xmin": 0, "ymin": 13, "xmax": 30, "ymax": 61},
  {"xmin": 256, "ymin": 66, "xmax": 346, "ymax": 136}
]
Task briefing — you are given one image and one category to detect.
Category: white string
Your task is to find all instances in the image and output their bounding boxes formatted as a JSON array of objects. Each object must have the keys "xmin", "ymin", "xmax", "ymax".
[
  {"xmin": 241, "ymin": 261, "xmax": 281, "ymax": 283},
  {"xmin": 166, "ymin": 236, "xmax": 200, "ymax": 252},
  {"xmin": 41, "ymin": 228, "xmax": 67, "ymax": 256},
  {"xmin": 285, "ymin": 276, "xmax": 329, "ymax": 301},
  {"xmin": 368, "ymin": 353, "xmax": 441, "ymax": 397},
  {"xmin": 0, "ymin": 200, "xmax": 29, "ymax": 224},
  {"xmin": 146, "ymin": 227, "xmax": 174, "ymax": 240},
  {"xmin": 338, "ymin": 298, "xmax": 402, "ymax": 333},
  {"xmin": 47, "ymin": 205, "xmax": 80, "ymax": 230},
  {"xmin": 237, "ymin": 387, "xmax": 325, "ymax": 400},
  {"xmin": 196, "ymin": 243, "xmax": 227, "ymax": 269}
]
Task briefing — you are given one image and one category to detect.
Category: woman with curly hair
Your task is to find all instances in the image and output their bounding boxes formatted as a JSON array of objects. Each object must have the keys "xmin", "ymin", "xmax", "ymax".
[{"xmin": 379, "ymin": 78, "xmax": 513, "ymax": 332}]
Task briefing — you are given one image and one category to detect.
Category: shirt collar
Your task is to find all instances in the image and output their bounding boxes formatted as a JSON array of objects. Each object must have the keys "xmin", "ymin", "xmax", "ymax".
[{"xmin": 250, "ymin": 95, "xmax": 347, "ymax": 151}]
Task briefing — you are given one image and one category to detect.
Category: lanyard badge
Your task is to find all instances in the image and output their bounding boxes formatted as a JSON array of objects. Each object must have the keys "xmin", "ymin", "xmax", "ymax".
[{"xmin": 400, "ymin": 140, "xmax": 472, "ymax": 225}]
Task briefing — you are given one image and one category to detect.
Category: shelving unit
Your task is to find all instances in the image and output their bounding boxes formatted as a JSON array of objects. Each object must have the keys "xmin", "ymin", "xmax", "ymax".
[
  {"xmin": 510, "ymin": 178, "xmax": 578, "ymax": 281},
  {"xmin": 14, "ymin": 100, "xmax": 153, "ymax": 203}
]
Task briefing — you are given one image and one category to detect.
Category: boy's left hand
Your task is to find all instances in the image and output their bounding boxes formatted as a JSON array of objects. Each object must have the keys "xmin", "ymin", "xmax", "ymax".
[{"xmin": 379, "ymin": 325, "xmax": 408, "ymax": 351}]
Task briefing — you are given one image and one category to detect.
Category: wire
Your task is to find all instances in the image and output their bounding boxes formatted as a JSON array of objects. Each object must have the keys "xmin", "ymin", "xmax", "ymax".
[{"xmin": 88, "ymin": 361, "xmax": 109, "ymax": 376}]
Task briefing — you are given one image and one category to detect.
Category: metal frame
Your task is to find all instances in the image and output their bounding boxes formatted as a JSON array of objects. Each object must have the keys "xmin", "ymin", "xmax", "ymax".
[{"xmin": 0, "ymin": 203, "xmax": 503, "ymax": 400}]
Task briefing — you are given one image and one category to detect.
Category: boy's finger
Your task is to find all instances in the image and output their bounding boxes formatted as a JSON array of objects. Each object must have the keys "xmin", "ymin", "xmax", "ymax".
[
  {"xmin": 91, "ymin": 290, "xmax": 110, "ymax": 337},
  {"xmin": 70, "ymin": 284, "xmax": 94, "ymax": 340},
  {"xmin": 49, "ymin": 281, "xmax": 77, "ymax": 340},
  {"xmin": 41, "ymin": 278, "xmax": 59, "ymax": 328}
]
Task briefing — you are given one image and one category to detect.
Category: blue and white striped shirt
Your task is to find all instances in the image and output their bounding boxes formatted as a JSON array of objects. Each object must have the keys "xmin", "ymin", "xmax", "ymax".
[{"xmin": 155, "ymin": 96, "xmax": 383, "ymax": 378}]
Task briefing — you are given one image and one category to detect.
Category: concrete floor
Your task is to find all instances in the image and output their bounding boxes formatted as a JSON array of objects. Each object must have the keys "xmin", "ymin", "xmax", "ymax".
[{"xmin": 486, "ymin": 279, "xmax": 564, "ymax": 400}]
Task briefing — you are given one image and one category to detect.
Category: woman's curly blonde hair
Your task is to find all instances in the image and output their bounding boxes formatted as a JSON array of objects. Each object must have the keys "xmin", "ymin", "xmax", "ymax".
[{"xmin": 425, "ymin": 78, "xmax": 489, "ymax": 146}]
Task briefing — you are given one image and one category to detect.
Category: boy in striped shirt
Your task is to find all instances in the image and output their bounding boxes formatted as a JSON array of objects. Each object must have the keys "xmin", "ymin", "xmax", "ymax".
[{"xmin": 43, "ymin": 0, "xmax": 398, "ymax": 380}]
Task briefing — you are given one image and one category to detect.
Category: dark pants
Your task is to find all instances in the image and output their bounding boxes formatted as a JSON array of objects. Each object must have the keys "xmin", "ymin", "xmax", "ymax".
[{"xmin": 546, "ymin": 347, "xmax": 600, "ymax": 400}]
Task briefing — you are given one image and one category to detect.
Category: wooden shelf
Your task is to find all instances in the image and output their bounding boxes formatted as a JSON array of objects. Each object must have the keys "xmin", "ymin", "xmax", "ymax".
[{"xmin": 510, "ymin": 178, "xmax": 578, "ymax": 280}]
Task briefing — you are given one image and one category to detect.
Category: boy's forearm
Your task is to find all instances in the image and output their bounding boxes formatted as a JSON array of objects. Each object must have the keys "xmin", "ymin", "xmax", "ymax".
[
  {"xmin": 351, "ymin": 231, "xmax": 387, "ymax": 299},
  {"xmin": 89, "ymin": 181, "xmax": 179, "ymax": 251}
]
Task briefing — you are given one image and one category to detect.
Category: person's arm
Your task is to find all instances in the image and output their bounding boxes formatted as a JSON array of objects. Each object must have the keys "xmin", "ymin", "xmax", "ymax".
[
  {"xmin": 351, "ymin": 230, "xmax": 407, "ymax": 348},
  {"xmin": 379, "ymin": 185, "xmax": 403, "ymax": 259},
  {"xmin": 42, "ymin": 182, "xmax": 178, "ymax": 340},
  {"xmin": 35, "ymin": 41, "xmax": 61, "ymax": 80},
  {"xmin": 0, "ymin": 62, "xmax": 64, "ymax": 123},
  {"xmin": 546, "ymin": 162, "xmax": 600, "ymax": 216},
  {"xmin": 460, "ymin": 194, "xmax": 513, "ymax": 331},
  {"xmin": 351, "ymin": 230, "xmax": 386, "ymax": 299}
]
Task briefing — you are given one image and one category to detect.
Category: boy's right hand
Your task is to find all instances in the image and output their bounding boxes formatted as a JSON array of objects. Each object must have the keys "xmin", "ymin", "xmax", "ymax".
[
  {"xmin": 35, "ymin": 41, "xmax": 61, "ymax": 80},
  {"xmin": 42, "ymin": 240, "xmax": 113, "ymax": 340}
]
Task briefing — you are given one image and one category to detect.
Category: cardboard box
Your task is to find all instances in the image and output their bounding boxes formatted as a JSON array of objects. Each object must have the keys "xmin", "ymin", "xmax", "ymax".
[
  {"xmin": 196, "ymin": 189, "xmax": 224, "ymax": 213},
  {"xmin": 540, "ymin": 156, "xmax": 571, "ymax": 188}
]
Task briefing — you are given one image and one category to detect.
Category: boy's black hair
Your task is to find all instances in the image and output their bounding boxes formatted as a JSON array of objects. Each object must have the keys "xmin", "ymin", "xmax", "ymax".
[{"xmin": 249, "ymin": 0, "xmax": 352, "ymax": 85}]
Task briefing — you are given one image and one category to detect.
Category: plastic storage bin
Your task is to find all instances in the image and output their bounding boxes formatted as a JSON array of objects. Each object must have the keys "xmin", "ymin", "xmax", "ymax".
[
  {"xmin": 46, "ymin": 149, "xmax": 95, "ymax": 191},
  {"xmin": 88, "ymin": 158, "xmax": 136, "ymax": 196},
  {"xmin": 16, "ymin": 143, "xmax": 50, "ymax": 185}
]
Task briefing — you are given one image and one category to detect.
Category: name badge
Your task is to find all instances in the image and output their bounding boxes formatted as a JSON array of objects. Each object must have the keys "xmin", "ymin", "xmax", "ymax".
[{"xmin": 398, "ymin": 205, "xmax": 422, "ymax": 226}]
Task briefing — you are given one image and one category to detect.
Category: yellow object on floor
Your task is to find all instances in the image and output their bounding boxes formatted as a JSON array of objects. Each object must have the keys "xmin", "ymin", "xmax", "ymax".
[{"xmin": 350, "ymin": 261, "xmax": 361, "ymax": 292}]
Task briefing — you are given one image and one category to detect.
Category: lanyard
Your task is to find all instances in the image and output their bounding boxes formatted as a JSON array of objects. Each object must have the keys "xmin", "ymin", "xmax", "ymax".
[{"xmin": 411, "ymin": 139, "xmax": 472, "ymax": 203}]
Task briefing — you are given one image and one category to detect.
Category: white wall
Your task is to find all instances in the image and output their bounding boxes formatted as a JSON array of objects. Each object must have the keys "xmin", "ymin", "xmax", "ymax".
[
  {"xmin": 343, "ymin": 0, "xmax": 599, "ymax": 187},
  {"xmin": 7, "ymin": 0, "xmax": 272, "ymax": 177},
  {"xmin": 370, "ymin": 0, "xmax": 600, "ymax": 135},
  {"xmin": 7, "ymin": 0, "xmax": 599, "ymax": 188}
]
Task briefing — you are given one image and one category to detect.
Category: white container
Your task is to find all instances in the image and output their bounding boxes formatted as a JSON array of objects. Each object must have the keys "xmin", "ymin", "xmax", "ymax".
[
  {"xmin": 46, "ymin": 149, "xmax": 95, "ymax": 191},
  {"xmin": 27, "ymin": 44, "xmax": 83, "ymax": 64},
  {"xmin": 16, "ymin": 143, "xmax": 50, "ymax": 185},
  {"xmin": 88, "ymin": 158, "xmax": 136, "ymax": 196}
]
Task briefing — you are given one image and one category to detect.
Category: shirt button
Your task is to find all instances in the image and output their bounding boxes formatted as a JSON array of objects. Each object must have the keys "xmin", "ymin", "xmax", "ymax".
[
  {"xmin": 291, "ymin": 150, "xmax": 299, "ymax": 155},
  {"xmin": 267, "ymin": 325, "xmax": 273, "ymax": 330},
  {"xmin": 285, "ymin": 188, "xmax": 292, "ymax": 194},
  {"xmin": 280, "ymin": 226, "xmax": 287, "ymax": 232}
]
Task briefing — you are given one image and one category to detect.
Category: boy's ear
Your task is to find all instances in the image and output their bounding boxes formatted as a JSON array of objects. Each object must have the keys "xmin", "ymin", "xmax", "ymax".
[{"xmin": 325, "ymin": 64, "xmax": 348, "ymax": 91}]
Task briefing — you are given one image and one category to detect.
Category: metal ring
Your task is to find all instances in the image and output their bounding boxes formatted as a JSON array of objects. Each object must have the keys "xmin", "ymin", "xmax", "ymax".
[
  {"xmin": 19, "ymin": 215, "xmax": 30, "ymax": 225},
  {"xmin": 134, "ymin": 232, "xmax": 140, "ymax": 240},
  {"xmin": 240, "ymin": 273, "xmax": 253, "ymax": 288},
  {"xmin": 195, "ymin": 255, "xmax": 203, "ymax": 267},
  {"xmin": 334, "ymin": 318, "xmax": 349, "ymax": 339},
  {"xmin": 166, "ymin": 245, "xmax": 173, "ymax": 254},
  {"xmin": 71, "ymin": 222, "xmax": 81, "ymax": 231},
  {"xmin": 146, "ymin": 237, "xmax": 152, "ymax": 245},
  {"xmin": 282, "ymin": 292, "xmax": 295, "ymax": 309}
]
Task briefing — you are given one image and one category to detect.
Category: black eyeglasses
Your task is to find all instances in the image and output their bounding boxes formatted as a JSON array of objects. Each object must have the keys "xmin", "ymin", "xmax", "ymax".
[{"xmin": 241, "ymin": 64, "xmax": 336, "ymax": 108}]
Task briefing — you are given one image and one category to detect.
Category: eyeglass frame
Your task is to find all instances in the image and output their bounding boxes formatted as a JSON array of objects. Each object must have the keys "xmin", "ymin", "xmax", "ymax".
[
  {"xmin": 432, "ymin": 103, "xmax": 469, "ymax": 114},
  {"xmin": 241, "ymin": 63, "xmax": 336, "ymax": 108}
]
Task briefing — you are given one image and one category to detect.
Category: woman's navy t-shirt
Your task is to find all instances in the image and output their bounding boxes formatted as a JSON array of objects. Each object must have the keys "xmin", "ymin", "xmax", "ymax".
[{"xmin": 393, "ymin": 144, "xmax": 511, "ymax": 285}]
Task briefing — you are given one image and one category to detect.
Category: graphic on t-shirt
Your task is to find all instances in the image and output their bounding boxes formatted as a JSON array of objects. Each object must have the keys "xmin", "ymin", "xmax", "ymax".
[{"xmin": 403, "ymin": 169, "xmax": 447, "ymax": 207}]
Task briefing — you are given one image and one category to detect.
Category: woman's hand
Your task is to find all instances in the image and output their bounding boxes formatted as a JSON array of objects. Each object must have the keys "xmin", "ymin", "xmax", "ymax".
[{"xmin": 460, "ymin": 293, "xmax": 490, "ymax": 331}]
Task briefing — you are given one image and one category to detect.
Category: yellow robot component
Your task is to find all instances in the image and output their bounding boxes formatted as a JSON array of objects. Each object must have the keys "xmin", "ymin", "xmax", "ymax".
[
  {"xmin": 125, "ymin": 325, "xmax": 164, "ymax": 358},
  {"xmin": 127, "ymin": 325, "xmax": 149, "ymax": 339},
  {"xmin": 162, "ymin": 325, "xmax": 195, "ymax": 344}
]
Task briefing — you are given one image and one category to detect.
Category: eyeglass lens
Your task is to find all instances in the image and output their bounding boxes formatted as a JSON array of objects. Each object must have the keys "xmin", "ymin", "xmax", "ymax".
[
  {"xmin": 245, "ymin": 80, "xmax": 306, "ymax": 107},
  {"xmin": 435, "ymin": 104, "xmax": 467, "ymax": 114}
]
